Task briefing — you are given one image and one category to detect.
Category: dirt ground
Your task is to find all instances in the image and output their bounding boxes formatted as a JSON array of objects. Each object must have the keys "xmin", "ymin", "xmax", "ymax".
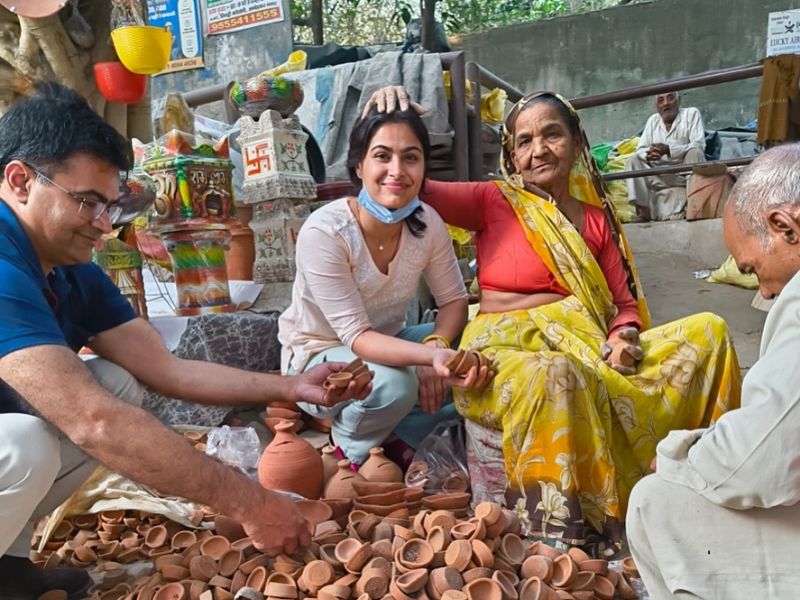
[{"xmin": 625, "ymin": 220, "xmax": 766, "ymax": 371}]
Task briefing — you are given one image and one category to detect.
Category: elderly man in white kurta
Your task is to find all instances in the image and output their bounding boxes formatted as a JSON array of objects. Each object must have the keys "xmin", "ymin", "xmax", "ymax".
[
  {"xmin": 626, "ymin": 92, "xmax": 706, "ymax": 221},
  {"xmin": 626, "ymin": 144, "xmax": 800, "ymax": 599}
]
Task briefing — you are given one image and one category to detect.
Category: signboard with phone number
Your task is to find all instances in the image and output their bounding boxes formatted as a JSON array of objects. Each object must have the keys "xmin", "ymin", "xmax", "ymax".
[{"xmin": 207, "ymin": 0, "xmax": 284, "ymax": 35}]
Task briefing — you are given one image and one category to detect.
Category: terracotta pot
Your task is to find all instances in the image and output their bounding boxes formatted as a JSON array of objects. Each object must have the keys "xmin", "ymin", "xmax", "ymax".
[
  {"xmin": 153, "ymin": 582, "xmax": 185, "ymax": 600},
  {"xmin": 321, "ymin": 445, "xmax": 340, "ymax": 482},
  {"xmin": 578, "ymin": 558, "xmax": 608, "ymax": 576},
  {"xmin": 324, "ymin": 460, "xmax": 365, "ymax": 499},
  {"xmin": 551, "ymin": 554, "xmax": 578, "ymax": 588},
  {"xmin": 295, "ymin": 500, "xmax": 334, "ymax": 526},
  {"xmin": 351, "ymin": 480, "xmax": 404, "ymax": 496},
  {"xmin": 463, "ymin": 577, "xmax": 502, "ymax": 600},
  {"xmin": 359, "ymin": 447, "xmax": 403, "ymax": 483},
  {"xmin": 422, "ymin": 492, "xmax": 471, "ymax": 511},
  {"xmin": 258, "ymin": 420, "xmax": 324, "ymax": 499},
  {"xmin": 521, "ymin": 555, "xmax": 554, "ymax": 582},
  {"xmin": 225, "ymin": 205, "xmax": 255, "ymax": 281}
]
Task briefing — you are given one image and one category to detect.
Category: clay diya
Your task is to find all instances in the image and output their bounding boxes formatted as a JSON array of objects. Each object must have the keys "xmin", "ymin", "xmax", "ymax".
[
  {"xmin": 551, "ymin": 554, "xmax": 578, "ymax": 588},
  {"xmin": 609, "ymin": 344, "xmax": 636, "ymax": 367},
  {"xmin": 398, "ymin": 539, "xmax": 434, "ymax": 570},
  {"xmin": 616, "ymin": 572, "xmax": 639, "ymax": 599},
  {"xmin": 490, "ymin": 570, "xmax": 517, "ymax": 600},
  {"xmin": 498, "ymin": 533, "xmax": 526, "ymax": 565},
  {"xmin": 518, "ymin": 577, "xmax": 554, "ymax": 600},
  {"xmin": 321, "ymin": 445, "xmax": 340, "ymax": 482},
  {"xmin": 153, "ymin": 582, "xmax": 185, "ymax": 600},
  {"xmin": 578, "ymin": 558, "xmax": 608, "ymax": 575},
  {"xmin": 567, "ymin": 546, "xmax": 591, "ymax": 564},
  {"xmin": 325, "ymin": 371, "xmax": 353, "ymax": 389},
  {"xmin": 521, "ymin": 555, "xmax": 554, "ymax": 582},
  {"xmin": 422, "ymin": 492, "xmax": 471, "ymax": 511},
  {"xmin": 428, "ymin": 566, "xmax": 464, "ymax": 598},
  {"xmin": 394, "ymin": 568, "xmax": 428, "ymax": 594},
  {"xmin": 295, "ymin": 500, "xmax": 334, "ymax": 527},
  {"xmin": 593, "ymin": 575, "xmax": 615, "ymax": 600},
  {"xmin": 621, "ymin": 555, "xmax": 640, "ymax": 579},
  {"xmin": 463, "ymin": 576, "xmax": 502, "ymax": 600}
]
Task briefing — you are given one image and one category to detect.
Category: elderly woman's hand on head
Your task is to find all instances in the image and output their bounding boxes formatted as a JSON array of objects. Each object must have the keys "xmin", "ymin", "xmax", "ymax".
[{"xmin": 362, "ymin": 86, "xmax": 426, "ymax": 118}]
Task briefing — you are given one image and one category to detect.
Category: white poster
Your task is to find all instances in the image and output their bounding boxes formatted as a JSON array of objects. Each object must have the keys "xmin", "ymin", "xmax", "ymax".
[{"xmin": 767, "ymin": 9, "xmax": 800, "ymax": 57}]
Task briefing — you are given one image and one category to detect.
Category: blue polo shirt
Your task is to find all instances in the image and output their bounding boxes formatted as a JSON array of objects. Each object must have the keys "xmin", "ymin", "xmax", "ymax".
[{"xmin": 0, "ymin": 199, "xmax": 136, "ymax": 412}]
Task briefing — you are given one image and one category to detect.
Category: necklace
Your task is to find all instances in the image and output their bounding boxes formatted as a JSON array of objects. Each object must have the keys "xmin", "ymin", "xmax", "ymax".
[{"xmin": 355, "ymin": 201, "xmax": 397, "ymax": 252}]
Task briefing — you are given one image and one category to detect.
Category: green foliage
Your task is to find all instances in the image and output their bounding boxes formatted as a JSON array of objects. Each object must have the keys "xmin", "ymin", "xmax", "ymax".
[{"xmin": 292, "ymin": 0, "xmax": 631, "ymax": 45}]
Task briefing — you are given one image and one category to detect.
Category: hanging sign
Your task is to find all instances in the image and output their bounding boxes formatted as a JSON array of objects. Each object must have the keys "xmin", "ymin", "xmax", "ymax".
[
  {"xmin": 206, "ymin": 0, "xmax": 285, "ymax": 35},
  {"xmin": 767, "ymin": 10, "xmax": 800, "ymax": 57},
  {"xmin": 147, "ymin": 0, "xmax": 205, "ymax": 73}
]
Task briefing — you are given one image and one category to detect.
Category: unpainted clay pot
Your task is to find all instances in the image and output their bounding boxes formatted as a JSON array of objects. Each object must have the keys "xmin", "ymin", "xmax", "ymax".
[
  {"xmin": 324, "ymin": 460, "xmax": 365, "ymax": 499},
  {"xmin": 321, "ymin": 445, "xmax": 340, "ymax": 482},
  {"xmin": 358, "ymin": 447, "xmax": 403, "ymax": 483},
  {"xmin": 463, "ymin": 577, "xmax": 502, "ymax": 600},
  {"xmin": 258, "ymin": 420, "xmax": 324, "ymax": 499},
  {"xmin": 153, "ymin": 582, "xmax": 185, "ymax": 600}
]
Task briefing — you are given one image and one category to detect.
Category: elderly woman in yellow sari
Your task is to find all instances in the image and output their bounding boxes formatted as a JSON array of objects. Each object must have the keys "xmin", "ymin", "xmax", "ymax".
[{"xmin": 366, "ymin": 88, "xmax": 741, "ymax": 548}]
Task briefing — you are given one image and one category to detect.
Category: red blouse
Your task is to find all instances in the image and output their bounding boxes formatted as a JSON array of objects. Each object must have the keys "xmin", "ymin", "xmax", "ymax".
[{"xmin": 421, "ymin": 180, "xmax": 642, "ymax": 334}]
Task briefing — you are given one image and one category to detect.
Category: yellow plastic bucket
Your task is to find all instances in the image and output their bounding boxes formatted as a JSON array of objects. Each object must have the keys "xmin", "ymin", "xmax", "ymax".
[{"xmin": 111, "ymin": 25, "xmax": 172, "ymax": 75}]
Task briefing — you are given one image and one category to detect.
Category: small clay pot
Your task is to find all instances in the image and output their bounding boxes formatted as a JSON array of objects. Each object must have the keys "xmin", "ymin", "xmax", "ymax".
[
  {"xmin": 470, "ymin": 539, "xmax": 494, "ymax": 569},
  {"xmin": 325, "ymin": 372, "xmax": 353, "ymax": 389},
  {"xmin": 621, "ymin": 556, "xmax": 639, "ymax": 579},
  {"xmin": 218, "ymin": 549, "xmax": 243, "ymax": 577},
  {"xmin": 616, "ymin": 572, "xmax": 639, "ymax": 600},
  {"xmin": 444, "ymin": 350, "xmax": 465, "ymax": 373},
  {"xmin": 578, "ymin": 558, "xmax": 608, "ymax": 576},
  {"xmin": 324, "ymin": 460, "xmax": 366, "ymax": 500},
  {"xmin": 593, "ymin": 575, "xmax": 615, "ymax": 600},
  {"xmin": 153, "ymin": 582, "xmax": 185, "ymax": 600},
  {"xmin": 356, "ymin": 488, "xmax": 407, "ymax": 506},
  {"xmin": 303, "ymin": 559, "xmax": 335, "ymax": 589},
  {"xmin": 490, "ymin": 571, "xmax": 516, "ymax": 600},
  {"xmin": 245, "ymin": 565, "xmax": 268, "ymax": 590},
  {"xmin": 444, "ymin": 539, "xmax": 473, "ymax": 572},
  {"xmin": 463, "ymin": 577, "xmax": 502, "ymax": 600},
  {"xmin": 189, "ymin": 555, "xmax": 218, "ymax": 581},
  {"xmin": 398, "ymin": 539, "xmax": 434, "ymax": 570},
  {"xmin": 199, "ymin": 535, "xmax": 230, "ymax": 561},
  {"xmin": 214, "ymin": 515, "xmax": 246, "ymax": 542},
  {"xmin": 295, "ymin": 500, "xmax": 334, "ymax": 526},
  {"xmin": 321, "ymin": 446, "xmax": 341, "ymax": 482},
  {"xmin": 518, "ymin": 577, "xmax": 553, "ymax": 600},
  {"xmin": 351, "ymin": 480, "xmax": 404, "ymax": 496},
  {"xmin": 422, "ymin": 492, "xmax": 471, "ymax": 511},
  {"xmin": 498, "ymin": 533, "xmax": 526, "ymax": 565},
  {"xmin": 358, "ymin": 447, "xmax": 403, "ymax": 483},
  {"xmin": 462, "ymin": 567, "xmax": 494, "ymax": 583},
  {"xmin": 171, "ymin": 530, "xmax": 196, "ymax": 550},
  {"xmin": 609, "ymin": 344, "xmax": 636, "ymax": 367},
  {"xmin": 551, "ymin": 554, "xmax": 578, "ymax": 588},
  {"xmin": 567, "ymin": 547, "xmax": 591, "ymax": 564},
  {"xmin": 395, "ymin": 567, "xmax": 428, "ymax": 594},
  {"xmin": 144, "ymin": 525, "xmax": 168, "ymax": 548},
  {"xmin": 342, "ymin": 357, "xmax": 365, "ymax": 373},
  {"xmin": 521, "ymin": 555, "xmax": 554, "ymax": 582},
  {"xmin": 259, "ymin": 421, "xmax": 324, "ymax": 499}
]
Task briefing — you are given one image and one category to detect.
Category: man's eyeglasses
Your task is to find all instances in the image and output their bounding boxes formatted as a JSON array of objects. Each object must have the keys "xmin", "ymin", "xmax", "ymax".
[{"xmin": 26, "ymin": 164, "xmax": 123, "ymax": 224}]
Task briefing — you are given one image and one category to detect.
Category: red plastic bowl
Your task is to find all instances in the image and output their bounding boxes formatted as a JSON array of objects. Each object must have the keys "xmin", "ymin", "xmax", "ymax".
[{"xmin": 93, "ymin": 61, "xmax": 147, "ymax": 105}]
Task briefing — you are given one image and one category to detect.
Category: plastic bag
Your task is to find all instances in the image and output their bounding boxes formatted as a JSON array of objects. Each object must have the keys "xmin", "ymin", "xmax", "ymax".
[
  {"xmin": 206, "ymin": 426, "xmax": 261, "ymax": 480},
  {"xmin": 706, "ymin": 255, "xmax": 759, "ymax": 289},
  {"xmin": 405, "ymin": 419, "xmax": 470, "ymax": 494}
]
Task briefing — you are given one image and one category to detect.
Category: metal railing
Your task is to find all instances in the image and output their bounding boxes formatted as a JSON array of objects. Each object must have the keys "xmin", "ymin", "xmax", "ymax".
[{"xmin": 465, "ymin": 60, "xmax": 764, "ymax": 181}]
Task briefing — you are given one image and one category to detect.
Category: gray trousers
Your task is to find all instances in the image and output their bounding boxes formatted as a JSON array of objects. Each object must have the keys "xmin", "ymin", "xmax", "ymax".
[
  {"xmin": 625, "ymin": 147, "xmax": 705, "ymax": 220},
  {"xmin": 627, "ymin": 474, "xmax": 800, "ymax": 599},
  {"xmin": 0, "ymin": 358, "xmax": 143, "ymax": 557}
]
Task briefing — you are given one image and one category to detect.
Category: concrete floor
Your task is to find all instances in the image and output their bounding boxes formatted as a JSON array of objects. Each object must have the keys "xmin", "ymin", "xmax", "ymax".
[{"xmin": 624, "ymin": 218, "xmax": 767, "ymax": 370}]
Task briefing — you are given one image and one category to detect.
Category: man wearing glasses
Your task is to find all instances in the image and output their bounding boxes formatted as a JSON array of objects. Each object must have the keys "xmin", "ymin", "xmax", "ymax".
[{"xmin": 0, "ymin": 83, "xmax": 369, "ymax": 599}]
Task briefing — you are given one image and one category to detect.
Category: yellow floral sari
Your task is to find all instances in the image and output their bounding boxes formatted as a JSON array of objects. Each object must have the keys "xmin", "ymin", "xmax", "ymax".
[{"xmin": 454, "ymin": 93, "xmax": 741, "ymax": 545}]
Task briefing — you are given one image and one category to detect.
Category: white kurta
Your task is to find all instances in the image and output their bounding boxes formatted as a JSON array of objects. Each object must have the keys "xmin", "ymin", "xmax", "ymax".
[
  {"xmin": 626, "ymin": 107, "xmax": 706, "ymax": 220},
  {"xmin": 627, "ymin": 270, "xmax": 800, "ymax": 598}
]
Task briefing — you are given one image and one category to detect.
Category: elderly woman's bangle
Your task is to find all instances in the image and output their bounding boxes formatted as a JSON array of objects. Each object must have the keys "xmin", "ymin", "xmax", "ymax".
[{"xmin": 422, "ymin": 334, "xmax": 450, "ymax": 349}]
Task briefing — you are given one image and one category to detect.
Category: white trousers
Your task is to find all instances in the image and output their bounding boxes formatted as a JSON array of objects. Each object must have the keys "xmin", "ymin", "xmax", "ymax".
[
  {"xmin": 0, "ymin": 358, "xmax": 143, "ymax": 557},
  {"xmin": 625, "ymin": 147, "xmax": 705, "ymax": 220},
  {"xmin": 626, "ymin": 474, "xmax": 800, "ymax": 599}
]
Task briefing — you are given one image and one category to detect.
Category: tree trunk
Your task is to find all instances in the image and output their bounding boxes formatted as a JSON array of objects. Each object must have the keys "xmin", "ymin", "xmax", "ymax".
[{"xmin": 310, "ymin": 0, "xmax": 324, "ymax": 45}]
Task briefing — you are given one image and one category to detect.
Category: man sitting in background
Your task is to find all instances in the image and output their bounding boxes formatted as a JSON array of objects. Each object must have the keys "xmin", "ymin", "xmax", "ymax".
[
  {"xmin": 625, "ymin": 91, "xmax": 705, "ymax": 221},
  {"xmin": 627, "ymin": 143, "xmax": 800, "ymax": 598}
]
